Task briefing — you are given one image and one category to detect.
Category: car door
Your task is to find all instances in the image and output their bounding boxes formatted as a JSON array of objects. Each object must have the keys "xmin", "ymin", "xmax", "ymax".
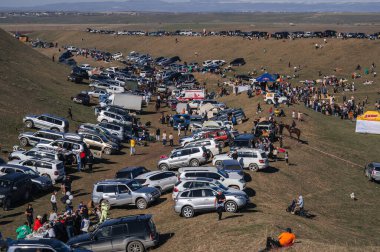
[
  {"xmin": 36, "ymin": 115, "xmax": 47, "ymax": 129},
  {"xmin": 202, "ymin": 188, "xmax": 217, "ymax": 210},
  {"xmin": 189, "ymin": 189, "xmax": 204, "ymax": 210},
  {"xmin": 110, "ymin": 224, "xmax": 128, "ymax": 252},
  {"xmin": 169, "ymin": 150, "xmax": 183, "ymax": 168},
  {"xmin": 116, "ymin": 185, "xmax": 133, "ymax": 205},
  {"xmin": 163, "ymin": 172, "xmax": 177, "ymax": 191},
  {"xmin": 91, "ymin": 135, "xmax": 103, "ymax": 150},
  {"xmin": 103, "ymin": 185, "xmax": 118, "ymax": 205},
  {"xmin": 92, "ymin": 226, "xmax": 113, "ymax": 252}
]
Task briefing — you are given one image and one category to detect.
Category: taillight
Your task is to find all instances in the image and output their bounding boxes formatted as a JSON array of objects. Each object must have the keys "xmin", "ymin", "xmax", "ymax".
[
  {"xmin": 54, "ymin": 171, "xmax": 59, "ymax": 175},
  {"xmin": 173, "ymin": 187, "xmax": 178, "ymax": 192},
  {"xmin": 259, "ymin": 160, "xmax": 264, "ymax": 164}
]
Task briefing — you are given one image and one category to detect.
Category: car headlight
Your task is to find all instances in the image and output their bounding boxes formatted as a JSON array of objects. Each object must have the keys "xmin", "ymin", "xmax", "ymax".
[{"xmin": 0, "ymin": 195, "xmax": 5, "ymax": 199}]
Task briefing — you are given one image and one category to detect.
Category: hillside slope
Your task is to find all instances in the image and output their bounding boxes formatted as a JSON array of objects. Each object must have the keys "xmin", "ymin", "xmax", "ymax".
[{"xmin": 0, "ymin": 29, "xmax": 94, "ymax": 148}]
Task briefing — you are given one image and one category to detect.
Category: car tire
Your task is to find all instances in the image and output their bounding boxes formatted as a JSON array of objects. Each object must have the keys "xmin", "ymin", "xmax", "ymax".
[
  {"xmin": 101, "ymin": 119, "xmax": 108, "ymax": 123},
  {"xmin": 25, "ymin": 120, "xmax": 34, "ymax": 128},
  {"xmin": 225, "ymin": 201, "xmax": 238, "ymax": 213},
  {"xmin": 136, "ymin": 198, "xmax": 147, "ymax": 209},
  {"xmin": 249, "ymin": 163, "xmax": 259, "ymax": 172},
  {"xmin": 181, "ymin": 205, "xmax": 194, "ymax": 218},
  {"xmin": 127, "ymin": 241, "xmax": 145, "ymax": 252},
  {"xmin": 19, "ymin": 137, "xmax": 29, "ymax": 147},
  {"xmin": 266, "ymin": 100, "xmax": 272, "ymax": 104},
  {"xmin": 215, "ymin": 160, "xmax": 222, "ymax": 167},
  {"xmin": 51, "ymin": 127, "xmax": 60, "ymax": 132},
  {"xmin": 159, "ymin": 164, "xmax": 169, "ymax": 171},
  {"xmin": 3, "ymin": 198, "xmax": 11, "ymax": 211},
  {"xmin": 104, "ymin": 147, "xmax": 112, "ymax": 155},
  {"xmin": 190, "ymin": 159, "xmax": 199, "ymax": 167}
]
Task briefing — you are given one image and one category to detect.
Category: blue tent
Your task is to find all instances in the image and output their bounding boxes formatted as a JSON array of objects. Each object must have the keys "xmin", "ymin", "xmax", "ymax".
[{"xmin": 255, "ymin": 73, "xmax": 276, "ymax": 82}]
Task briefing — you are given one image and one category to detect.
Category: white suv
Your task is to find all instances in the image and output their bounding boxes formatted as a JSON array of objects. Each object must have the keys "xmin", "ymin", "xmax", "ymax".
[
  {"xmin": 97, "ymin": 110, "xmax": 132, "ymax": 126},
  {"xmin": 183, "ymin": 139, "xmax": 219, "ymax": 156},
  {"xmin": 178, "ymin": 167, "xmax": 246, "ymax": 190},
  {"xmin": 213, "ymin": 148, "xmax": 269, "ymax": 171},
  {"xmin": 8, "ymin": 158, "xmax": 65, "ymax": 184}
]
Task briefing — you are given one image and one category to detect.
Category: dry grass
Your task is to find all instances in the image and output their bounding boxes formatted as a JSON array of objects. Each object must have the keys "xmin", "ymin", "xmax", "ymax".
[{"xmin": 0, "ymin": 26, "xmax": 380, "ymax": 251}]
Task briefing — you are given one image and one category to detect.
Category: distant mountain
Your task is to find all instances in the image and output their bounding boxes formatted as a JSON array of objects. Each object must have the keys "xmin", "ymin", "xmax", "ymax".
[{"xmin": 2, "ymin": 0, "xmax": 380, "ymax": 12}]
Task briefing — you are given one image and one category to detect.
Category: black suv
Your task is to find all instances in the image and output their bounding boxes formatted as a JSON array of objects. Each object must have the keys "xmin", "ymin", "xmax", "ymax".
[
  {"xmin": 67, "ymin": 215, "xmax": 159, "ymax": 252},
  {"xmin": 0, "ymin": 173, "xmax": 33, "ymax": 210},
  {"xmin": 115, "ymin": 166, "xmax": 150, "ymax": 179}
]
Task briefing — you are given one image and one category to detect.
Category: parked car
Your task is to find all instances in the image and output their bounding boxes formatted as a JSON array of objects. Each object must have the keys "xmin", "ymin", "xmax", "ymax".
[
  {"xmin": 97, "ymin": 110, "xmax": 133, "ymax": 126},
  {"xmin": 8, "ymin": 158, "xmax": 65, "ymax": 184},
  {"xmin": 0, "ymin": 173, "xmax": 33, "ymax": 210},
  {"xmin": 78, "ymin": 123, "xmax": 121, "ymax": 144},
  {"xmin": 174, "ymin": 187, "xmax": 248, "ymax": 218},
  {"xmin": 36, "ymin": 137, "xmax": 87, "ymax": 156},
  {"xmin": 229, "ymin": 133, "xmax": 255, "ymax": 151},
  {"xmin": 264, "ymin": 92, "xmax": 288, "ymax": 105},
  {"xmin": 178, "ymin": 167, "xmax": 246, "ymax": 190},
  {"xmin": 98, "ymin": 122, "xmax": 128, "ymax": 142},
  {"xmin": 172, "ymin": 177, "xmax": 248, "ymax": 200},
  {"xmin": 88, "ymin": 89, "xmax": 108, "ymax": 98},
  {"xmin": 78, "ymin": 132, "xmax": 120, "ymax": 155},
  {"xmin": 135, "ymin": 171, "xmax": 177, "ymax": 194},
  {"xmin": 72, "ymin": 93, "xmax": 90, "ymax": 105},
  {"xmin": 218, "ymin": 159, "xmax": 244, "ymax": 177},
  {"xmin": 67, "ymin": 215, "xmax": 159, "ymax": 252},
  {"xmin": 67, "ymin": 73, "xmax": 83, "ymax": 83},
  {"xmin": 0, "ymin": 164, "xmax": 53, "ymax": 192},
  {"xmin": 18, "ymin": 129, "xmax": 64, "ymax": 147},
  {"xmin": 213, "ymin": 148, "xmax": 268, "ymax": 171},
  {"xmin": 115, "ymin": 166, "xmax": 150, "ymax": 179},
  {"xmin": 92, "ymin": 179, "xmax": 160, "ymax": 209},
  {"xmin": 182, "ymin": 138, "xmax": 219, "ymax": 156},
  {"xmin": 23, "ymin": 114, "xmax": 69, "ymax": 132},
  {"xmin": 8, "ymin": 238, "xmax": 90, "ymax": 252},
  {"xmin": 158, "ymin": 146, "xmax": 208, "ymax": 171},
  {"xmin": 364, "ymin": 162, "xmax": 380, "ymax": 181},
  {"xmin": 229, "ymin": 58, "xmax": 246, "ymax": 66},
  {"xmin": 8, "ymin": 148, "xmax": 64, "ymax": 162}
]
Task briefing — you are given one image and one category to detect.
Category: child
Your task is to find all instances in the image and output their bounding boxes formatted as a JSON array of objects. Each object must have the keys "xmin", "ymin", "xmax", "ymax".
[{"xmin": 285, "ymin": 151, "xmax": 289, "ymax": 165}]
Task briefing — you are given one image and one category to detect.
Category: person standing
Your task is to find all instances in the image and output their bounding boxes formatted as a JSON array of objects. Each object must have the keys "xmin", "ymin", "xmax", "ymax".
[
  {"xmin": 16, "ymin": 222, "xmax": 32, "ymax": 240},
  {"xmin": 63, "ymin": 175, "xmax": 72, "ymax": 193},
  {"xmin": 231, "ymin": 150, "xmax": 238, "ymax": 160},
  {"xmin": 285, "ymin": 151, "xmax": 289, "ymax": 165},
  {"xmin": 87, "ymin": 152, "xmax": 94, "ymax": 173},
  {"xmin": 169, "ymin": 133, "xmax": 174, "ymax": 147},
  {"xmin": 76, "ymin": 151, "xmax": 81, "ymax": 172},
  {"xmin": 297, "ymin": 195, "xmax": 304, "ymax": 216},
  {"xmin": 130, "ymin": 138, "xmax": 136, "ymax": 156},
  {"xmin": 80, "ymin": 151, "xmax": 86, "ymax": 170},
  {"xmin": 162, "ymin": 131, "xmax": 167, "ymax": 146},
  {"xmin": 33, "ymin": 215, "xmax": 42, "ymax": 231},
  {"xmin": 51, "ymin": 190, "xmax": 58, "ymax": 213},
  {"xmin": 67, "ymin": 107, "xmax": 73, "ymax": 120},
  {"xmin": 177, "ymin": 123, "xmax": 181, "ymax": 136},
  {"xmin": 156, "ymin": 128, "xmax": 160, "ymax": 141},
  {"xmin": 25, "ymin": 204, "xmax": 34, "ymax": 228},
  {"xmin": 214, "ymin": 190, "xmax": 226, "ymax": 220},
  {"xmin": 81, "ymin": 216, "xmax": 90, "ymax": 234},
  {"xmin": 273, "ymin": 148, "xmax": 278, "ymax": 162}
]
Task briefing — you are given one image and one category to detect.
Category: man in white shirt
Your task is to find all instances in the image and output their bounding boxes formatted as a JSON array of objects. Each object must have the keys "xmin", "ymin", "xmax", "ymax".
[{"xmin": 50, "ymin": 190, "xmax": 58, "ymax": 213}]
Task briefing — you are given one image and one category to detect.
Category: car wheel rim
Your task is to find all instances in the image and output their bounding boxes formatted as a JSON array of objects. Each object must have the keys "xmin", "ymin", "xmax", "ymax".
[
  {"xmin": 183, "ymin": 207, "xmax": 193, "ymax": 217},
  {"xmin": 20, "ymin": 138, "xmax": 28, "ymax": 146},
  {"xmin": 26, "ymin": 122, "xmax": 32, "ymax": 128},
  {"xmin": 161, "ymin": 165, "xmax": 168, "ymax": 171},
  {"xmin": 129, "ymin": 243, "xmax": 142, "ymax": 252},
  {"xmin": 137, "ymin": 200, "xmax": 146, "ymax": 209},
  {"xmin": 191, "ymin": 160, "xmax": 199, "ymax": 166},
  {"xmin": 226, "ymin": 202, "xmax": 236, "ymax": 212},
  {"xmin": 215, "ymin": 161, "xmax": 222, "ymax": 166}
]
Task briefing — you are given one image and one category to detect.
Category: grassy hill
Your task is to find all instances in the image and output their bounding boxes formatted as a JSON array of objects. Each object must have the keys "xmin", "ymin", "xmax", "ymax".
[{"xmin": 0, "ymin": 28, "xmax": 94, "ymax": 149}]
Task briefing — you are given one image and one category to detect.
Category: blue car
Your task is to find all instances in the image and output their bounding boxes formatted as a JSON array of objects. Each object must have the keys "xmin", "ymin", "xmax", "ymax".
[{"xmin": 220, "ymin": 159, "xmax": 244, "ymax": 177}]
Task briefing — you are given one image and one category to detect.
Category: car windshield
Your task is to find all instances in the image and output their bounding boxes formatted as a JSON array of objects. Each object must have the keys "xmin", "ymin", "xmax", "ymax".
[
  {"xmin": 218, "ymin": 169, "xmax": 229, "ymax": 178},
  {"xmin": 214, "ymin": 181, "xmax": 229, "ymax": 191},
  {"xmin": 99, "ymin": 134, "xmax": 109, "ymax": 142},
  {"xmin": 126, "ymin": 180, "xmax": 143, "ymax": 191},
  {"xmin": 23, "ymin": 168, "xmax": 39, "ymax": 176},
  {"xmin": 0, "ymin": 179, "xmax": 11, "ymax": 188}
]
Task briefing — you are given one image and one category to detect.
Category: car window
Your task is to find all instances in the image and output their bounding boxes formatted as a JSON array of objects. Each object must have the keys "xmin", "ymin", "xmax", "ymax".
[
  {"xmin": 104, "ymin": 185, "xmax": 117, "ymax": 193},
  {"xmin": 23, "ymin": 160, "xmax": 35, "ymax": 166},
  {"xmin": 375, "ymin": 166, "xmax": 380, "ymax": 172},
  {"xmin": 164, "ymin": 172, "xmax": 176, "ymax": 178},
  {"xmin": 191, "ymin": 148, "xmax": 200, "ymax": 154},
  {"xmin": 95, "ymin": 226, "xmax": 112, "ymax": 239},
  {"xmin": 38, "ymin": 116, "xmax": 47, "ymax": 121},
  {"xmin": 207, "ymin": 172, "xmax": 221, "ymax": 180},
  {"xmin": 183, "ymin": 182, "xmax": 192, "ymax": 188},
  {"xmin": 150, "ymin": 174, "xmax": 163, "ymax": 181},
  {"xmin": 203, "ymin": 189, "xmax": 215, "ymax": 197},
  {"xmin": 117, "ymin": 185, "xmax": 129, "ymax": 194},
  {"xmin": 190, "ymin": 189, "xmax": 203, "ymax": 197},
  {"xmin": 180, "ymin": 191, "xmax": 190, "ymax": 197},
  {"xmin": 184, "ymin": 172, "xmax": 196, "ymax": 178},
  {"xmin": 127, "ymin": 221, "xmax": 146, "ymax": 234},
  {"xmin": 3, "ymin": 168, "xmax": 14, "ymax": 174},
  {"xmin": 96, "ymin": 185, "xmax": 104, "ymax": 192},
  {"xmin": 193, "ymin": 182, "xmax": 206, "ymax": 187},
  {"xmin": 112, "ymin": 224, "xmax": 128, "ymax": 237},
  {"xmin": 14, "ymin": 249, "xmax": 55, "ymax": 252}
]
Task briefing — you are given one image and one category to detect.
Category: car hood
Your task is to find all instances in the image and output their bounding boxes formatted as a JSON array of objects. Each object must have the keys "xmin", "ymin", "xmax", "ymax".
[
  {"xmin": 226, "ymin": 172, "xmax": 244, "ymax": 180},
  {"xmin": 0, "ymin": 187, "xmax": 11, "ymax": 196},
  {"xmin": 135, "ymin": 186, "xmax": 159, "ymax": 194},
  {"xmin": 67, "ymin": 233, "xmax": 91, "ymax": 246},
  {"xmin": 31, "ymin": 175, "xmax": 52, "ymax": 185}
]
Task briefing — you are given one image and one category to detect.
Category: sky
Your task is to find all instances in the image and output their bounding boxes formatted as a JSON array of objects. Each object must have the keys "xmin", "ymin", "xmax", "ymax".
[{"xmin": 1, "ymin": 0, "xmax": 380, "ymax": 8}]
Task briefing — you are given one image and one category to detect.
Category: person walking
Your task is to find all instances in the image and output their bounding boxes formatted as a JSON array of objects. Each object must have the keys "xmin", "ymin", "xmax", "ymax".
[
  {"xmin": 214, "ymin": 190, "xmax": 226, "ymax": 220},
  {"xmin": 130, "ymin": 138, "xmax": 136, "ymax": 156},
  {"xmin": 50, "ymin": 190, "xmax": 58, "ymax": 213},
  {"xmin": 162, "ymin": 131, "xmax": 167, "ymax": 146},
  {"xmin": 16, "ymin": 222, "xmax": 32, "ymax": 240},
  {"xmin": 67, "ymin": 107, "xmax": 73, "ymax": 120},
  {"xmin": 169, "ymin": 133, "xmax": 174, "ymax": 147},
  {"xmin": 87, "ymin": 152, "xmax": 94, "ymax": 173},
  {"xmin": 25, "ymin": 204, "xmax": 34, "ymax": 228},
  {"xmin": 156, "ymin": 128, "xmax": 160, "ymax": 141},
  {"xmin": 285, "ymin": 151, "xmax": 289, "ymax": 165},
  {"xmin": 272, "ymin": 148, "xmax": 278, "ymax": 162}
]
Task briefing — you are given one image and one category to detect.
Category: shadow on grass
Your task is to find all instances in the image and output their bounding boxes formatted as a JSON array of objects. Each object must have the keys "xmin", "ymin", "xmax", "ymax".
[
  {"xmin": 223, "ymin": 214, "xmax": 244, "ymax": 220},
  {"xmin": 244, "ymin": 187, "xmax": 256, "ymax": 197},
  {"xmin": 261, "ymin": 167, "xmax": 279, "ymax": 174},
  {"xmin": 0, "ymin": 220, "xmax": 13, "ymax": 225},
  {"xmin": 1, "ymin": 211, "xmax": 23, "ymax": 218},
  {"xmin": 244, "ymin": 172, "xmax": 252, "ymax": 182},
  {"xmin": 158, "ymin": 232, "xmax": 175, "ymax": 247}
]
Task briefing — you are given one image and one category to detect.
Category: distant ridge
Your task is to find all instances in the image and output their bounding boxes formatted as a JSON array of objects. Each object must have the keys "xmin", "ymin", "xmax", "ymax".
[{"xmin": 1, "ymin": 0, "xmax": 380, "ymax": 12}]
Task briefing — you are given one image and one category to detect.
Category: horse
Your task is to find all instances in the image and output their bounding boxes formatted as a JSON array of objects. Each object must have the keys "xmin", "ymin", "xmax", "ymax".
[{"xmin": 284, "ymin": 125, "xmax": 301, "ymax": 141}]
